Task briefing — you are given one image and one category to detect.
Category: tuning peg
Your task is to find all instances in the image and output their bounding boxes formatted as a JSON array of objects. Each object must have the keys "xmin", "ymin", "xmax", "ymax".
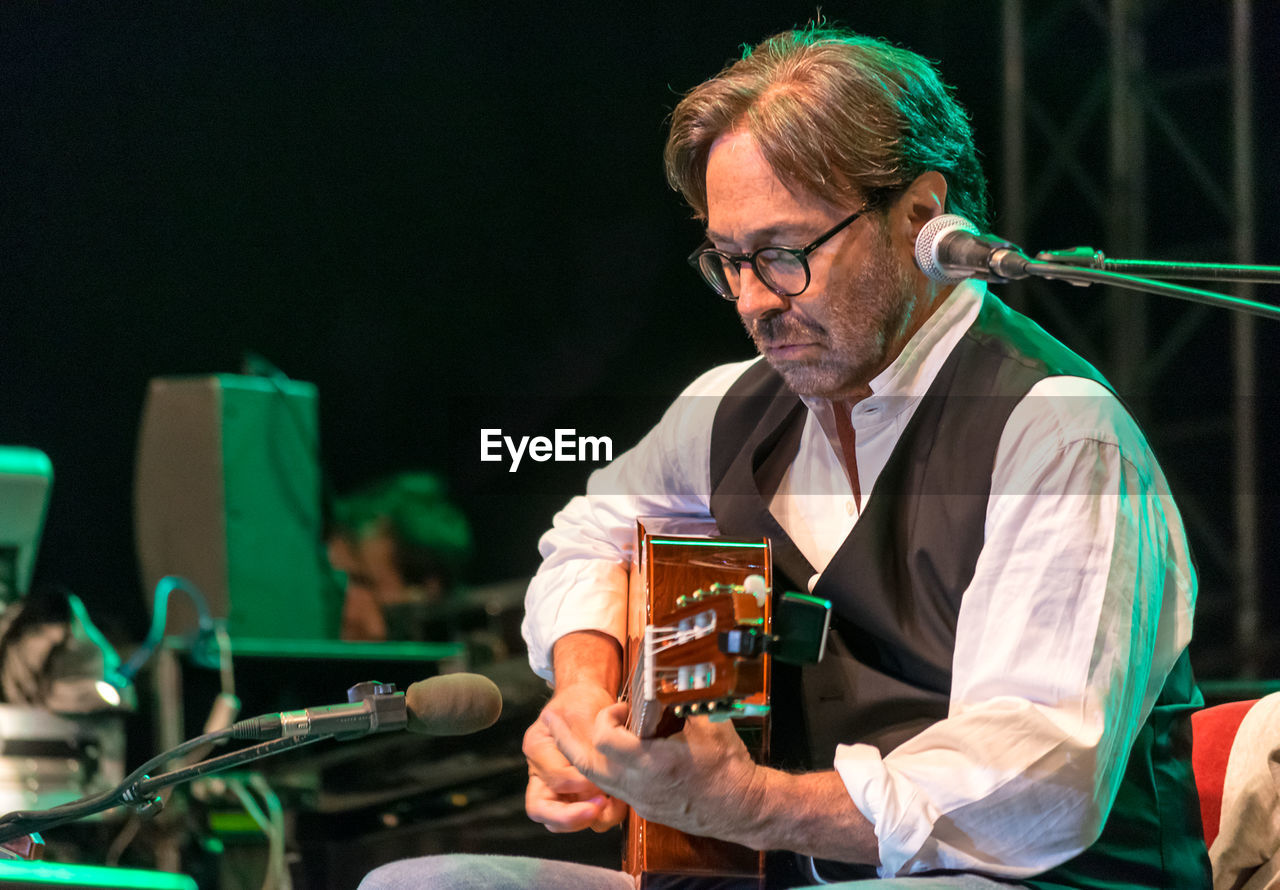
[{"xmin": 743, "ymin": 574, "xmax": 769, "ymax": 607}]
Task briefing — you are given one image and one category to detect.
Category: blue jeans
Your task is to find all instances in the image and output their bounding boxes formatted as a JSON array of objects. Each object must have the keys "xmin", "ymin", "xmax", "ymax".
[{"xmin": 358, "ymin": 853, "xmax": 1022, "ymax": 889}]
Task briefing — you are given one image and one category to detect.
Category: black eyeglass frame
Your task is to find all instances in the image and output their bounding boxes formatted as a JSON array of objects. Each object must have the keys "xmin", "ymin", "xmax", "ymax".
[{"xmin": 686, "ymin": 207, "xmax": 867, "ymax": 301}]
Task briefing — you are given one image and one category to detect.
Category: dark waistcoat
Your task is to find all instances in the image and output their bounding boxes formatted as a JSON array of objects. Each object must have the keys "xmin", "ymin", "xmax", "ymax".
[{"xmin": 707, "ymin": 294, "xmax": 1210, "ymax": 888}]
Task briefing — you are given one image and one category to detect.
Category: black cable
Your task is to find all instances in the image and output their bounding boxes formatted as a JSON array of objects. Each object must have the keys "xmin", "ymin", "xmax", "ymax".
[
  {"xmin": 130, "ymin": 735, "xmax": 320, "ymax": 801},
  {"xmin": 117, "ymin": 726, "xmax": 238, "ymax": 797}
]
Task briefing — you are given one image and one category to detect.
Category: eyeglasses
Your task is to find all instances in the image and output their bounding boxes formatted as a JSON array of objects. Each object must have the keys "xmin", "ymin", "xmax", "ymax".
[{"xmin": 687, "ymin": 208, "xmax": 866, "ymax": 301}]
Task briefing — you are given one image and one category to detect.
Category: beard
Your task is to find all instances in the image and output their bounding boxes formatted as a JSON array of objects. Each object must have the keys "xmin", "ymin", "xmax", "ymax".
[{"xmin": 744, "ymin": 224, "xmax": 916, "ymax": 399}]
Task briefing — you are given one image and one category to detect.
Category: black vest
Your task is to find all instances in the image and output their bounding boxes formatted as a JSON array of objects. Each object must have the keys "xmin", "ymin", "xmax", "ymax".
[{"xmin": 707, "ymin": 294, "xmax": 1210, "ymax": 888}]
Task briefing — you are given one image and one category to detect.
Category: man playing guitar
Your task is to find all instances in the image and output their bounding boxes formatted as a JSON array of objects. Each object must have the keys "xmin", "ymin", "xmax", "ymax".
[{"xmin": 362, "ymin": 26, "xmax": 1209, "ymax": 890}]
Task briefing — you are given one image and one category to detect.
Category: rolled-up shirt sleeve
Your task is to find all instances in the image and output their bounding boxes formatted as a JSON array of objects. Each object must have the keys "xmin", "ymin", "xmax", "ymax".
[
  {"xmin": 833, "ymin": 377, "xmax": 1197, "ymax": 876},
  {"xmin": 521, "ymin": 359, "xmax": 757, "ymax": 682}
]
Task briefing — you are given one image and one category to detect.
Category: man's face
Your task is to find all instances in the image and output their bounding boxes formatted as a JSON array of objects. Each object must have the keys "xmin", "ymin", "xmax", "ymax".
[
  {"xmin": 704, "ymin": 131, "xmax": 918, "ymax": 401},
  {"xmin": 327, "ymin": 530, "xmax": 406, "ymax": 602},
  {"xmin": 328, "ymin": 530, "xmax": 410, "ymax": 641},
  {"xmin": 327, "ymin": 529, "xmax": 448, "ymax": 641}
]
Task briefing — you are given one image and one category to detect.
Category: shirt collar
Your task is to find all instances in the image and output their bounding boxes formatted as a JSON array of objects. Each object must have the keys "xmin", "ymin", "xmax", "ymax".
[{"xmin": 800, "ymin": 279, "xmax": 987, "ymax": 423}]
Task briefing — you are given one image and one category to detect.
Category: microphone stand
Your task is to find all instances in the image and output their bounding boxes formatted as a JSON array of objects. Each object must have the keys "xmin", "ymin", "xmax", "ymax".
[
  {"xmin": 1036, "ymin": 247, "xmax": 1280, "ymax": 285},
  {"xmin": 1024, "ymin": 248, "xmax": 1280, "ymax": 322},
  {"xmin": 0, "ymin": 735, "xmax": 321, "ymax": 845},
  {"xmin": 0, "ymin": 679, "xmax": 409, "ymax": 846}
]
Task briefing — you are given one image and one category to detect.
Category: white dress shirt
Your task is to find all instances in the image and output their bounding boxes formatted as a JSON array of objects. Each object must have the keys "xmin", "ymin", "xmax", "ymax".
[{"xmin": 521, "ymin": 280, "xmax": 1197, "ymax": 878}]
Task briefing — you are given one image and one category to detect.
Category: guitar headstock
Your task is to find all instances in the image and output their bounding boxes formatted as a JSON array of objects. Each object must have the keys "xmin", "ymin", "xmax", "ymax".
[{"xmin": 628, "ymin": 576, "xmax": 770, "ymax": 738}]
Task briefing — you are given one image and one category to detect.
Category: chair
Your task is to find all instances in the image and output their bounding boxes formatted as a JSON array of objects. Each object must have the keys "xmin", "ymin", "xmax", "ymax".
[{"xmin": 1191, "ymin": 692, "xmax": 1280, "ymax": 889}]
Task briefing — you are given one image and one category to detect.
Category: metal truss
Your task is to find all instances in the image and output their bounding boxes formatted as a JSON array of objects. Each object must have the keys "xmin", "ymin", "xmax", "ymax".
[{"xmin": 999, "ymin": 0, "xmax": 1260, "ymax": 675}]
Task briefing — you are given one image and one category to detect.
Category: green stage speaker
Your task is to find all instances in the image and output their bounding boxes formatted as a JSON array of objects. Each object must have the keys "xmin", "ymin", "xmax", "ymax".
[{"xmin": 134, "ymin": 375, "xmax": 338, "ymax": 640}]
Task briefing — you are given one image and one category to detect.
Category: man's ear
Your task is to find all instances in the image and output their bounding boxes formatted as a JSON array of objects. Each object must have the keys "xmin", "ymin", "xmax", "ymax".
[{"xmin": 893, "ymin": 171, "xmax": 949, "ymax": 244}]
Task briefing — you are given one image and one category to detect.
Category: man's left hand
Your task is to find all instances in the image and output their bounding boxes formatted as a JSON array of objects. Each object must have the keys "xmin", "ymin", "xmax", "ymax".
[{"xmin": 542, "ymin": 701, "xmax": 766, "ymax": 843}]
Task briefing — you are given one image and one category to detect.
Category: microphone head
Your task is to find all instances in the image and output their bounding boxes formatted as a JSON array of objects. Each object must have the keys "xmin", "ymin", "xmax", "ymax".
[
  {"xmin": 914, "ymin": 213, "xmax": 978, "ymax": 284},
  {"xmin": 405, "ymin": 673, "xmax": 503, "ymax": 735}
]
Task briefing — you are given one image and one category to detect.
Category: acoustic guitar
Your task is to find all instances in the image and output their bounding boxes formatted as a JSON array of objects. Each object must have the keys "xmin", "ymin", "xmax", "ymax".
[
  {"xmin": 621, "ymin": 520, "xmax": 775, "ymax": 889},
  {"xmin": 620, "ymin": 521, "xmax": 832, "ymax": 888}
]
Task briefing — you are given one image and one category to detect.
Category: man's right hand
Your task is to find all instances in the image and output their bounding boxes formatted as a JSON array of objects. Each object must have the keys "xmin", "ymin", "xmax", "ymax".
[
  {"xmin": 523, "ymin": 681, "xmax": 628, "ymax": 832},
  {"xmin": 523, "ymin": 629, "xmax": 627, "ymax": 832}
]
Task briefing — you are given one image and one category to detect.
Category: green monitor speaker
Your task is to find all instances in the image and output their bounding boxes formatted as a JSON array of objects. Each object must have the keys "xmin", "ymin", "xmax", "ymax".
[{"xmin": 134, "ymin": 375, "xmax": 337, "ymax": 639}]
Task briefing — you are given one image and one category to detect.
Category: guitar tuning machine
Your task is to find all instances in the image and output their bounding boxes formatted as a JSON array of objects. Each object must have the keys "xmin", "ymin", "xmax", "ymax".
[
  {"xmin": 742, "ymin": 574, "xmax": 769, "ymax": 607},
  {"xmin": 674, "ymin": 698, "xmax": 731, "ymax": 719},
  {"xmin": 676, "ymin": 588, "xmax": 712, "ymax": 608}
]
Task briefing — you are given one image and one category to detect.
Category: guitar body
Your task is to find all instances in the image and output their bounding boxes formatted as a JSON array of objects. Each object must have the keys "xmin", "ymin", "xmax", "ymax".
[{"xmin": 622, "ymin": 519, "xmax": 772, "ymax": 890}]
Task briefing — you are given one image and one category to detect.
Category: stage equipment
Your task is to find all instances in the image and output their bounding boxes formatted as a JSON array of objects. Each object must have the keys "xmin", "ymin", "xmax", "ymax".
[
  {"xmin": 0, "ymin": 674, "xmax": 500, "ymax": 846},
  {"xmin": 134, "ymin": 374, "xmax": 336, "ymax": 639},
  {"xmin": 0, "ymin": 859, "xmax": 195, "ymax": 889},
  {"xmin": 0, "ymin": 449, "xmax": 52, "ymax": 608},
  {"xmin": 0, "ymin": 706, "xmax": 123, "ymax": 818}
]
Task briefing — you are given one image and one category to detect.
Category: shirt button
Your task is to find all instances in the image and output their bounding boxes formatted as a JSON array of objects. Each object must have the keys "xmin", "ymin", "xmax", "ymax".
[{"xmin": 845, "ymin": 500, "xmax": 856, "ymax": 516}]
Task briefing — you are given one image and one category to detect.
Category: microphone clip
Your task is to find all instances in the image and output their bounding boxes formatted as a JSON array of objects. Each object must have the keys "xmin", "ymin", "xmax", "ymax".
[
  {"xmin": 343, "ymin": 681, "xmax": 409, "ymax": 738},
  {"xmin": 231, "ymin": 681, "xmax": 408, "ymax": 742}
]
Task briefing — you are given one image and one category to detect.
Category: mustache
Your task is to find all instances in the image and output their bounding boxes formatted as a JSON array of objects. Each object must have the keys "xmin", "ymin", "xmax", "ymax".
[{"xmin": 749, "ymin": 314, "xmax": 827, "ymax": 343}]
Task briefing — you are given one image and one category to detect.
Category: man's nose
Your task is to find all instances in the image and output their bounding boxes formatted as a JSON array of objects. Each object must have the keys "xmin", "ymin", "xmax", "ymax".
[{"xmin": 734, "ymin": 267, "xmax": 788, "ymax": 323}]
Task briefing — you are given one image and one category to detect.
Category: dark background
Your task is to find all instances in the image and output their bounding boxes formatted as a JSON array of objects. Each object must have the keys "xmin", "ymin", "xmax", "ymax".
[{"xmin": 3, "ymin": 2, "xmax": 1278, "ymax": 674}]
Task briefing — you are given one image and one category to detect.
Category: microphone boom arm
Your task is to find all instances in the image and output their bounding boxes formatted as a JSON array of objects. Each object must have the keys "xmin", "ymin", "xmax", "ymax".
[
  {"xmin": 0, "ymin": 735, "xmax": 321, "ymax": 845},
  {"xmin": 0, "ymin": 679, "xmax": 415, "ymax": 845},
  {"xmin": 1021, "ymin": 259, "xmax": 1280, "ymax": 322},
  {"xmin": 1036, "ymin": 247, "xmax": 1280, "ymax": 284}
]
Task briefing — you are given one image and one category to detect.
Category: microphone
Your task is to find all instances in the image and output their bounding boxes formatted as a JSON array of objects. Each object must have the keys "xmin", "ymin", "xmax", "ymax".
[
  {"xmin": 232, "ymin": 673, "xmax": 503, "ymax": 741},
  {"xmin": 405, "ymin": 673, "xmax": 503, "ymax": 735},
  {"xmin": 914, "ymin": 214, "xmax": 1032, "ymax": 284}
]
